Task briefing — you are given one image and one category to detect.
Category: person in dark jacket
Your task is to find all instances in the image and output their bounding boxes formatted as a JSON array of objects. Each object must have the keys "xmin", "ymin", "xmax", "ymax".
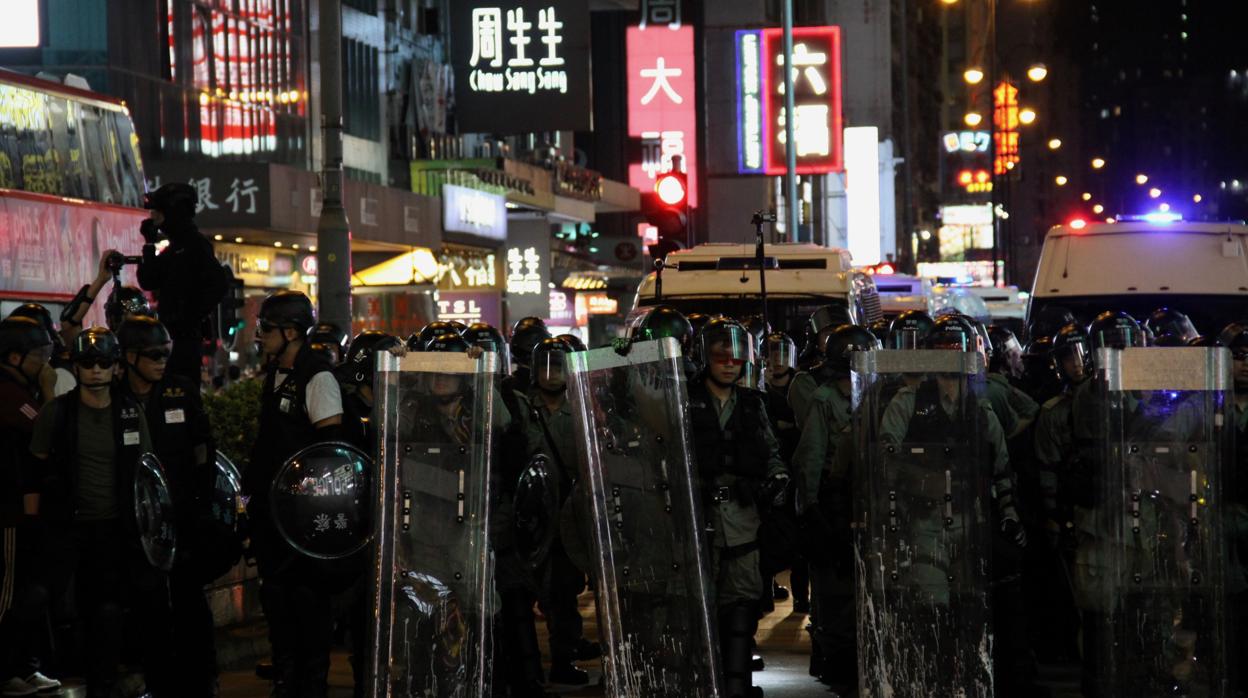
[
  {"xmin": 136, "ymin": 182, "xmax": 228, "ymax": 384},
  {"xmin": 27, "ymin": 328, "xmax": 172, "ymax": 698},
  {"xmin": 116, "ymin": 316, "xmax": 221, "ymax": 697}
]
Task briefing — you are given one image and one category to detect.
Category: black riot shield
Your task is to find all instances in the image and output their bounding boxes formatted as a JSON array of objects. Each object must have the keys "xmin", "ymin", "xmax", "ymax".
[
  {"xmin": 183, "ymin": 451, "xmax": 245, "ymax": 583},
  {"xmin": 851, "ymin": 349, "xmax": 994, "ymax": 698},
  {"xmin": 270, "ymin": 441, "xmax": 373, "ymax": 560},
  {"xmin": 566, "ymin": 338, "xmax": 721, "ymax": 697},
  {"xmin": 369, "ymin": 350, "xmax": 497, "ymax": 698},
  {"xmin": 1096, "ymin": 347, "xmax": 1232, "ymax": 697},
  {"xmin": 134, "ymin": 453, "xmax": 177, "ymax": 572}
]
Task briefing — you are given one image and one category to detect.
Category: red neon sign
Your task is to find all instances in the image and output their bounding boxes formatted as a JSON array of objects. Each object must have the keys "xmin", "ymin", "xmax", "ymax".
[
  {"xmin": 993, "ymin": 82, "xmax": 1020, "ymax": 175},
  {"xmin": 761, "ymin": 26, "xmax": 844, "ymax": 175},
  {"xmin": 626, "ymin": 24, "xmax": 698, "ymax": 207}
]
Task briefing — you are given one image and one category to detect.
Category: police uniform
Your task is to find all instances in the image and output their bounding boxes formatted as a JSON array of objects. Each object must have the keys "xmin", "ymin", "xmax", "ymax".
[
  {"xmin": 121, "ymin": 372, "xmax": 220, "ymax": 697},
  {"xmin": 244, "ymin": 342, "xmax": 342, "ymax": 698}
]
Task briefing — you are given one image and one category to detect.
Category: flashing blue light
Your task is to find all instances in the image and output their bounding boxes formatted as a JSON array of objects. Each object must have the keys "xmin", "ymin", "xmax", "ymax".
[{"xmin": 1118, "ymin": 211, "xmax": 1183, "ymax": 224}]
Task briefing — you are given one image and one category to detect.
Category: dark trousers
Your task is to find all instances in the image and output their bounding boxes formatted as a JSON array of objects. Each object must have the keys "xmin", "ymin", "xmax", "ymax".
[
  {"xmin": 539, "ymin": 539, "xmax": 586, "ymax": 666},
  {"xmin": 254, "ymin": 527, "xmax": 333, "ymax": 698},
  {"xmin": 790, "ymin": 559, "xmax": 809, "ymax": 605},
  {"xmin": 1, "ymin": 526, "xmax": 49, "ymax": 680},
  {"xmin": 170, "ymin": 567, "xmax": 217, "ymax": 697},
  {"xmin": 39, "ymin": 521, "xmax": 174, "ymax": 698}
]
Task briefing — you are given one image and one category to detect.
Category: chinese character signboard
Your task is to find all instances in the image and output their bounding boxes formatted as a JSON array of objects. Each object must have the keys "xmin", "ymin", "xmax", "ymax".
[
  {"xmin": 147, "ymin": 162, "xmax": 272, "ymax": 228},
  {"xmin": 735, "ymin": 26, "xmax": 843, "ymax": 175},
  {"xmin": 451, "ymin": 0, "xmax": 592, "ymax": 133},
  {"xmin": 627, "ymin": 13, "xmax": 698, "ymax": 207},
  {"xmin": 443, "ymin": 184, "xmax": 508, "ymax": 242},
  {"xmin": 993, "ymin": 82, "xmax": 1020, "ymax": 175},
  {"xmin": 504, "ymin": 218, "xmax": 551, "ymax": 319}
]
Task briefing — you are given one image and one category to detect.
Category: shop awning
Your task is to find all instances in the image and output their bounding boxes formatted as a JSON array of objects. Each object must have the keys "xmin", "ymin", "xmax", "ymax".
[{"xmin": 351, "ymin": 248, "xmax": 439, "ymax": 287}]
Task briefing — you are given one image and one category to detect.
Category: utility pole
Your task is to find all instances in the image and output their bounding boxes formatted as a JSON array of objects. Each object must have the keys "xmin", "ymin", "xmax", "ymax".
[
  {"xmin": 782, "ymin": 0, "xmax": 800, "ymax": 242},
  {"xmin": 316, "ymin": 0, "xmax": 352, "ymax": 330}
]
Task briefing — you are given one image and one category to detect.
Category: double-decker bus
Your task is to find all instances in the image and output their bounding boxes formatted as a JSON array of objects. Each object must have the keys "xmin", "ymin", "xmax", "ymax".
[{"xmin": 0, "ymin": 69, "xmax": 147, "ymax": 325}]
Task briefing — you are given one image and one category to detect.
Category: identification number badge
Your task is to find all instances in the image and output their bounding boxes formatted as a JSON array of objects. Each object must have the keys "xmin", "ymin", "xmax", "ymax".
[
  {"xmin": 164, "ymin": 408, "xmax": 186, "ymax": 424},
  {"xmin": 280, "ymin": 397, "xmax": 292, "ymax": 413},
  {"xmin": 123, "ymin": 430, "xmax": 140, "ymax": 446}
]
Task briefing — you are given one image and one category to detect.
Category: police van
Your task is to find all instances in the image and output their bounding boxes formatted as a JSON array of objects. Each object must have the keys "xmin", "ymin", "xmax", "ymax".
[
  {"xmin": 631, "ymin": 242, "xmax": 883, "ymax": 338},
  {"xmin": 872, "ymin": 272, "xmax": 934, "ymax": 319},
  {"xmin": 1027, "ymin": 216, "xmax": 1248, "ymax": 336}
]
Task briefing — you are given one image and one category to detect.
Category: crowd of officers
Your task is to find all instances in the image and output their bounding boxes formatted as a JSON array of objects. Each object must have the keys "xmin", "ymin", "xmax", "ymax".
[{"xmin": 5, "ymin": 219, "xmax": 1248, "ymax": 698}]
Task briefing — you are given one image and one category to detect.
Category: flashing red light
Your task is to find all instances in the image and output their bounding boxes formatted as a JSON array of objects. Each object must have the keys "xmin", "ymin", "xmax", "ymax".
[
  {"xmin": 876, "ymin": 263, "xmax": 895, "ymax": 275},
  {"xmin": 1069, "ymin": 218, "xmax": 1087, "ymax": 230},
  {"xmin": 655, "ymin": 173, "xmax": 688, "ymax": 207}
]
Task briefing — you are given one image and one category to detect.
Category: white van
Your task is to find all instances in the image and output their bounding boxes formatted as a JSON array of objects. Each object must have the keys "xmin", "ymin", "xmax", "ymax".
[
  {"xmin": 1027, "ymin": 219, "xmax": 1248, "ymax": 335},
  {"xmin": 631, "ymin": 242, "xmax": 883, "ymax": 338},
  {"xmin": 872, "ymin": 273, "xmax": 934, "ymax": 319}
]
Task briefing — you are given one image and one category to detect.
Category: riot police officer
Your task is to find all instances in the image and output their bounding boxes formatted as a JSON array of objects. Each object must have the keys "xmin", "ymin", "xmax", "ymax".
[
  {"xmin": 791, "ymin": 324, "xmax": 878, "ymax": 691},
  {"xmin": 243, "ymin": 290, "xmax": 343, "ymax": 698},
  {"xmin": 0, "ymin": 317, "xmax": 62, "ymax": 696},
  {"xmin": 136, "ymin": 182, "xmax": 228, "ymax": 383},
  {"xmin": 27, "ymin": 327, "xmax": 173, "ymax": 698},
  {"xmin": 308, "ymin": 321, "xmax": 350, "ymax": 366},
  {"xmin": 337, "ymin": 331, "xmax": 403, "ymax": 452},
  {"xmin": 510, "ymin": 317, "xmax": 552, "ymax": 389},
  {"xmin": 687, "ymin": 317, "xmax": 788, "ymax": 698},
  {"xmin": 526, "ymin": 337, "xmax": 595, "ymax": 686},
  {"xmin": 6, "ymin": 304, "xmax": 72, "ymax": 400},
  {"xmin": 463, "ymin": 322, "xmax": 512, "ymax": 370},
  {"xmin": 761, "ymin": 331, "xmax": 806, "ymax": 611},
  {"xmin": 116, "ymin": 316, "xmax": 221, "ymax": 697},
  {"xmin": 1144, "ymin": 306, "xmax": 1199, "ymax": 344}
]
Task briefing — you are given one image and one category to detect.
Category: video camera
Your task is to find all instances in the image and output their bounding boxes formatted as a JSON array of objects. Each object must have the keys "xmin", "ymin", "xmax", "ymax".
[{"xmin": 105, "ymin": 251, "xmax": 143, "ymax": 276}]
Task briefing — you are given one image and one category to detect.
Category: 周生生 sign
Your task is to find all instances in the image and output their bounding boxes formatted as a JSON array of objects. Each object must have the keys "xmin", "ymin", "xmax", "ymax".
[{"xmin": 451, "ymin": 0, "xmax": 592, "ymax": 133}]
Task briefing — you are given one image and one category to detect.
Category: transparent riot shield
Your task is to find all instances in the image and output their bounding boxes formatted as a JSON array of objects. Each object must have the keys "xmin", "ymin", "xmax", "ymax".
[
  {"xmin": 134, "ymin": 453, "xmax": 177, "ymax": 572},
  {"xmin": 513, "ymin": 454, "xmax": 557, "ymax": 573},
  {"xmin": 212, "ymin": 452, "xmax": 243, "ymax": 531},
  {"xmin": 566, "ymin": 338, "xmax": 721, "ymax": 698},
  {"xmin": 851, "ymin": 350, "xmax": 994, "ymax": 698},
  {"xmin": 1097, "ymin": 347, "xmax": 1232, "ymax": 697},
  {"xmin": 270, "ymin": 442, "xmax": 373, "ymax": 560},
  {"xmin": 370, "ymin": 350, "xmax": 497, "ymax": 698}
]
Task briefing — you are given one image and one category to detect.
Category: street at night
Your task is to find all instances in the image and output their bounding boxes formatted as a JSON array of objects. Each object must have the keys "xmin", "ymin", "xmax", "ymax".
[{"xmin": 2, "ymin": 1, "xmax": 1247, "ymax": 697}]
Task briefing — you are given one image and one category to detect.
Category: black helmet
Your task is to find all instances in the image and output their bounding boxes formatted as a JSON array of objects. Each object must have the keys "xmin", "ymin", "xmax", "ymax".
[
  {"xmin": 1028, "ymin": 305, "xmax": 1077, "ymax": 341},
  {"xmin": 888, "ymin": 310, "xmax": 935, "ymax": 350},
  {"xmin": 510, "ymin": 317, "xmax": 551, "ymax": 367},
  {"xmin": 1151, "ymin": 333, "xmax": 1189, "ymax": 347},
  {"xmin": 425, "ymin": 332, "xmax": 471, "ymax": 354},
  {"xmin": 143, "ymin": 181, "xmax": 198, "ymax": 221},
  {"xmin": 1022, "ymin": 335, "xmax": 1054, "ymax": 380},
  {"xmin": 867, "ymin": 318, "xmax": 891, "ymax": 345},
  {"xmin": 739, "ymin": 314, "xmax": 771, "ymax": 348},
  {"xmin": 692, "ymin": 317, "xmax": 754, "ymax": 374},
  {"xmin": 448, "ymin": 320, "xmax": 468, "ymax": 334},
  {"xmin": 556, "ymin": 333, "xmax": 587, "ymax": 352},
  {"xmin": 0, "ymin": 316, "xmax": 53, "ymax": 357},
  {"xmin": 1087, "ymin": 311, "xmax": 1145, "ymax": 350},
  {"xmin": 106, "ymin": 287, "xmax": 152, "ymax": 331},
  {"xmin": 633, "ymin": 305, "xmax": 694, "ymax": 352},
  {"xmin": 686, "ymin": 313, "xmax": 711, "ymax": 338},
  {"xmin": 117, "ymin": 316, "xmax": 172, "ymax": 351},
  {"xmin": 1051, "ymin": 323, "xmax": 1092, "ymax": 384},
  {"xmin": 416, "ymin": 321, "xmax": 461, "ymax": 351},
  {"xmin": 308, "ymin": 322, "xmax": 350, "ymax": 355},
  {"xmin": 986, "ymin": 325, "xmax": 1023, "ymax": 377},
  {"xmin": 72, "ymin": 326, "xmax": 121, "ymax": 362},
  {"xmin": 764, "ymin": 331, "xmax": 798, "ymax": 371},
  {"xmin": 344, "ymin": 331, "xmax": 403, "ymax": 386},
  {"xmin": 924, "ymin": 315, "xmax": 977, "ymax": 352},
  {"xmin": 8, "ymin": 303, "xmax": 56, "ymax": 336},
  {"xmin": 258, "ymin": 290, "xmax": 315, "ymax": 333},
  {"xmin": 809, "ymin": 304, "xmax": 853, "ymax": 336},
  {"xmin": 1186, "ymin": 335, "xmax": 1223, "ymax": 348},
  {"xmin": 461, "ymin": 322, "xmax": 511, "ymax": 371},
  {"xmin": 1144, "ymin": 307, "xmax": 1199, "ymax": 343},
  {"xmin": 531, "ymin": 337, "xmax": 573, "ymax": 389},
  {"xmin": 823, "ymin": 324, "xmax": 879, "ymax": 376},
  {"xmin": 1218, "ymin": 322, "xmax": 1248, "ymax": 359}
]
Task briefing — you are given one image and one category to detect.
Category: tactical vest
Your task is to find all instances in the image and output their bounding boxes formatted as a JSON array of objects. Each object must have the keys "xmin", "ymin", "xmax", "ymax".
[
  {"xmin": 688, "ymin": 382, "xmax": 771, "ymax": 484},
  {"xmin": 764, "ymin": 379, "xmax": 799, "ymax": 463},
  {"xmin": 127, "ymin": 373, "xmax": 203, "ymax": 506},
  {"xmin": 40, "ymin": 388, "xmax": 145, "ymax": 528},
  {"xmin": 244, "ymin": 344, "xmax": 335, "ymax": 501}
]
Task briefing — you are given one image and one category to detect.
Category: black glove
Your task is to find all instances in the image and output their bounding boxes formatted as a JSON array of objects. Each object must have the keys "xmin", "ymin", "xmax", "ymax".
[
  {"xmin": 759, "ymin": 472, "xmax": 792, "ymax": 510},
  {"xmin": 140, "ymin": 218, "xmax": 161, "ymax": 244},
  {"xmin": 611, "ymin": 337, "xmax": 632, "ymax": 357}
]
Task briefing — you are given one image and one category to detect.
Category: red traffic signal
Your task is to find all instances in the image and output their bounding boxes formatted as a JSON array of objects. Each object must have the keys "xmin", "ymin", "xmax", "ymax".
[{"xmin": 655, "ymin": 171, "xmax": 688, "ymax": 207}]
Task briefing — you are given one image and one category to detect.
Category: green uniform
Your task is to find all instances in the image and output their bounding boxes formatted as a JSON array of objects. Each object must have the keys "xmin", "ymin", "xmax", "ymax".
[
  {"xmin": 985, "ymin": 372, "xmax": 1039, "ymax": 439},
  {"xmin": 791, "ymin": 381, "xmax": 852, "ymax": 512}
]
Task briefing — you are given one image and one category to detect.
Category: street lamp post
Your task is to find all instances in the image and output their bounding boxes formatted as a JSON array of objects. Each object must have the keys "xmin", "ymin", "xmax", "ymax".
[
  {"xmin": 316, "ymin": 0, "xmax": 352, "ymax": 331},
  {"xmin": 781, "ymin": 0, "xmax": 800, "ymax": 241}
]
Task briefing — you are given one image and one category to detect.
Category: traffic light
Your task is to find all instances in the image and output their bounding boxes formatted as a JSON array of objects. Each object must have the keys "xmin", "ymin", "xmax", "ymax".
[
  {"xmin": 643, "ymin": 168, "xmax": 689, "ymax": 242},
  {"xmin": 217, "ymin": 264, "xmax": 245, "ymax": 351}
]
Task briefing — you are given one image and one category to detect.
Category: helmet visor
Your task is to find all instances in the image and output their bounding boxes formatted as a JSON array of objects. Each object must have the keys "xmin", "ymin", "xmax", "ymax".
[
  {"xmin": 703, "ymin": 326, "xmax": 756, "ymax": 367},
  {"xmin": 1053, "ymin": 342, "xmax": 1090, "ymax": 380},
  {"xmin": 890, "ymin": 327, "xmax": 926, "ymax": 350},
  {"xmin": 535, "ymin": 350, "xmax": 567, "ymax": 387},
  {"xmin": 1092, "ymin": 325, "xmax": 1144, "ymax": 349},
  {"xmin": 766, "ymin": 341, "xmax": 797, "ymax": 370}
]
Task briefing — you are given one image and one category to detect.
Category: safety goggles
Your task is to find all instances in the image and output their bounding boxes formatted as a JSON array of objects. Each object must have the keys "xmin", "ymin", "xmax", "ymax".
[
  {"xmin": 710, "ymin": 353, "xmax": 746, "ymax": 367},
  {"xmin": 76, "ymin": 358, "xmax": 116, "ymax": 370},
  {"xmin": 138, "ymin": 348, "xmax": 172, "ymax": 361}
]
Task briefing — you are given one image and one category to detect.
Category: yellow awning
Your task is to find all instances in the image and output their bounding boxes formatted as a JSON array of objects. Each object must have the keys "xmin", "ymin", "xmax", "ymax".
[{"xmin": 351, "ymin": 247, "xmax": 439, "ymax": 287}]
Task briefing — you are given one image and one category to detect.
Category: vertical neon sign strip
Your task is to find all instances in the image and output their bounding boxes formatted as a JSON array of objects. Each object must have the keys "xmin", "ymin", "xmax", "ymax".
[
  {"xmin": 735, "ymin": 30, "xmax": 764, "ymax": 174},
  {"xmin": 760, "ymin": 26, "xmax": 844, "ymax": 175},
  {"xmin": 626, "ymin": 24, "xmax": 698, "ymax": 207}
]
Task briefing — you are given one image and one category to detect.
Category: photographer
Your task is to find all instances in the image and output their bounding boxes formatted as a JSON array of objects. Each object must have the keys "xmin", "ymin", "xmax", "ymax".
[{"xmin": 136, "ymin": 182, "xmax": 228, "ymax": 384}]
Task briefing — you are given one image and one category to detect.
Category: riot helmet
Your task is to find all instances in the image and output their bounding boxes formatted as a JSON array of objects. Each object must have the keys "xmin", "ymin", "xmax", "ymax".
[
  {"xmin": 143, "ymin": 181, "xmax": 198, "ymax": 222},
  {"xmin": 888, "ymin": 310, "xmax": 936, "ymax": 350},
  {"xmin": 258, "ymin": 290, "xmax": 316, "ymax": 333},
  {"xmin": 1022, "ymin": 335, "xmax": 1055, "ymax": 385},
  {"xmin": 808, "ymin": 304, "xmax": 853, "ymax": 353},
  {"xmin": 556, "ymin": 333, "xmax": 587, "ymax": 352},
  {"xmin": 462, "ymin": 323, "xmax": 511, "ymax": 371},
  {"xmin": 740, "ymin": 314, "xmax": 771, "ymax": 351},
  {"xmin": 426, "ymin": 332, "xmax": 471, "ymax": 354},
  {"xmin": 764, "ymin": 331, "xmax": 798, "ymax": 375},
  {"xmin": 308, "ymin": 321, "xmax": 350, "ymax": 363},
  {"xmin": 686, "ymin": 313, "xmax": 712, "ymax": 339},
  {"xmin": 1144, "ymin": 307, "xmax": 1199, "ymax": 344},
  {"xmin": 1028, "ymin": 305, "xmax": 1077, "ymax": 341},
  {"xmin": 1087, "ymin": 311, "xmax": 1145, "ymax": 350},
  {"xmin": 416, "ymin": 321, "xmax": 461, "ymax": 351},
  {"xmin": 0, "ymin": 317, "xmax": 53, "ymax": 382},
  {"xmin": 117, "ymin": 315, "xmax": 172, "ymax": 352},
  {"xmin": 823, "ymin": 324, "xmax": 879, "ymax": 377},
  {"xmin": 510, "ymin": 317, "xmax": 551, "ymax": 368},
  {"xmin": 632, "ymin": 305, "xmax": 694, "ymax": 353},
  {"xmin": 924, "ymin": 316, "xmax": 977, "ymax": 352},
  {"xmin": 1050, "ymin": 323, "xmax": 1092, "ymax": 385},
  {"xmin": 986, "ymin": 325, "xmax": 1024, "ymax": 378},
  {"xmin": 1186, "ymin": 335, "xmax": 1223, "ymax": 348},
  {"xmin": 448, "ymin": 320, "xmax": 468, "ymax": 334},
  {"xmin": 532, "ymin": 337, "xmax": 572, "ymax": 393},
  {"xmin": 425, "ymin": 332, "xmax": 472, "ymax": 403},
  {"xmin": 867, "ymin": 318, "xmax": 891, "ymax": 345},
  {"xmin": 1150, "ymin": 333, "xmax": 1189, "ymax": 347},
  {"xmin": 8, "ymin": 303, "xmax": 58, "ymax": 341},
  {"xmin": 344, "ymin": 331, "xmax": 403, "ymax": 387},
  {"xmin": 72, "ymin": 326, "xmax": 121, "ymax": 387},
  {"xmin": 693, "ymin": 317, "xmax": 755, "ymax": 387},
  {"xmin": 106, "ymin": 287, "xmax": 153, "ymax": 331}
]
